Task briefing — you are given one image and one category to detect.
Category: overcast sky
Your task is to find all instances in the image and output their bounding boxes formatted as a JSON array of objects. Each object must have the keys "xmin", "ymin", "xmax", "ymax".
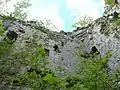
[{"xmin": 8, "ymin": 0, "xmax": 105, "ymax": 32}]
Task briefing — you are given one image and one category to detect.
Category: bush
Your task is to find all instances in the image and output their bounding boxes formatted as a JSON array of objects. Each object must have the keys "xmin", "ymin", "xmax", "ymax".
[
  {"xmin": 75, "ymin": 49, "xmax": 120, "ymax": 90},
  {"xmin": 115, "ymin": 18, "xmax": 120, "ymax": 26},
  {"xmin": 105, "ymin": 0, "xmax": 115, "ymax": 5},
  {"xmin": 9, "ymin": 44, "xmax": 69, "ymax": 90}
]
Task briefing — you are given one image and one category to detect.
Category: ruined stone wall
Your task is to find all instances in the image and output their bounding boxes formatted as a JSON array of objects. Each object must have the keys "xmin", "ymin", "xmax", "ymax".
[
  {"xmin": 1, "ymin": 17, "xmax": 80, "ymax": 72},
  {"xmin": 72, "ymin": 4, "xmax": 120, "ymax": 73},
  {"xmin": 0, "ymin": 3, "xmax": 120, "ymax": 73}
]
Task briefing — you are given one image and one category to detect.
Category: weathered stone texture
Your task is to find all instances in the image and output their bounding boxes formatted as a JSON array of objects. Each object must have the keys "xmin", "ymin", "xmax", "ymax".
[{"xmin": 0, "ymin": 4, "xmax": 120, "ymax": 74}]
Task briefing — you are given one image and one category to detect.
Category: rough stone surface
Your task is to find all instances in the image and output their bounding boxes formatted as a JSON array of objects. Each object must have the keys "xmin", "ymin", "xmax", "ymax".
[{"xmin": 0, "ymin": 4, "xmax": 120, "ymax": 74}]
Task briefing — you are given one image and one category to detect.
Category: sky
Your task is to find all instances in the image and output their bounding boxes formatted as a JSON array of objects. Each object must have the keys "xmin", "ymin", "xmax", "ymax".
[{"xmin": 8, "ymin": 0, "xmax": 105, "ymax": 32}]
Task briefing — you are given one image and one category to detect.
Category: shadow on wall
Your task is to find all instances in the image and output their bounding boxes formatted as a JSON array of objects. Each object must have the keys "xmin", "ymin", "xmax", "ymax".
[
  {"xmin": 90, "ymin": 46, "xmax": 100, "ymax": 55},
  {"xmin": 61, "ymin": 41, "xmax": 64, "ymax": 47},
  {"xmin": 4, "ymin": 30, "xmax": 18, "ymax": 44},
  {"xmin": 45, "ymin": 48, "xmax": 49, "ymax": 56},
  {"xmin": 53, "ymin": 44, "xmax": 61, "ymax": 53},
  {"xmin": 81, "ymin": 46, "xmax": 100, "ymax": 58}
]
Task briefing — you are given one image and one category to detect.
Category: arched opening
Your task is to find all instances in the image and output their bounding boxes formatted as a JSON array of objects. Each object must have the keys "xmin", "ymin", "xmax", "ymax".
[
  {"xmin": 53, "ymin": 44, "xmax": 61, "ymax": 53},
  {"xmin": 5, "ymin": 30, "xmax": 18, "ymax": 42},
  {"xmin": 90, "ymin": 46, "xmax": 100, "ymax": 55},
  {"xmin": 53, "ymin": 44, "xmax": 59, "ymax": 51}
]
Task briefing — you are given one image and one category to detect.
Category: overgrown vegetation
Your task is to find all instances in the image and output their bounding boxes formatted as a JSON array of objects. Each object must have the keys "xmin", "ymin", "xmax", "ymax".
[
  {"xmin": 0, "ymin": 18, "xmax": 120, "ymax": 89},
  {"xmin": 100, "ymin": 16, "xmax": 120, "ymax": 36},
  {"xmin": 105, "ymin": 0, "xmax": 115, "ymax": 5},
  {"xmin": 73, "ymin": 15, "xmax": 93, "ymax": 28},
  {"xmin": 115, "ymin": 18, "xmax": 120, "ymax": 26},
  {"xmin": 9, "ymin": 44, "xmax": 68, "ymax": 90},
  {"xmin": 0, "ymin": 0, "xmax": 31, "ymax": 20},
  {"xmin": 11, "ymin": 0, "xmax": 31, "ymax": 20},
  {"xmin": 75, "ymin": 49, "xmax": 120, "ymax": 90},
  {"xmin": 0, "ymin": 0, "xmax": 120, "ymax": 90}
]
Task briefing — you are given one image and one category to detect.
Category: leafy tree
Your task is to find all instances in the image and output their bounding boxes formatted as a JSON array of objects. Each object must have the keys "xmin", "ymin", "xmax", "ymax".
[
  {"xmin": 11, "ymin": 0, "xmax": 31, "ymax": 20},
  {"xmin": 0, "ymin": 0, "xmax": 11, "ymax": 15},
  {"xmin": 73, "ymin": 15, "xmax": 93, "ymax": 28},
  {"xmin": 0, "ymin": 0, "xmax": 31, "ymax": 20},
  {"xmin": 74, "ymin": 46, "xmax": 120, "ymax": 90},
  {"xmin": 9, "ymin": 42, "xmax": 68, "ymax": 90}
]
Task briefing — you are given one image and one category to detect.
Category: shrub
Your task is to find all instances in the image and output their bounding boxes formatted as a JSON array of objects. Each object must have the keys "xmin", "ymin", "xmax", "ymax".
[
  {"xmin": 105, "ymin": 0, "xmax": 115, "ymax": 5},
  {"xmin": 115, "ymin": 18, "xmax": 120, "ymax": 26},
  {"xmin": 75, "ymin": 49, "xmax": 120, "ymax": 90}
]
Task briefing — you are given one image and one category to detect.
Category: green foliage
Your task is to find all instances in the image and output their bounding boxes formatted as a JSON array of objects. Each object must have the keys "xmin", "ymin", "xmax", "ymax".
[
  {"xmin": 0, "ymin": 19, "xmax": 13, "ymax": 90},
  {"xmin": 1, "ymin": 14, "xmax": 17, "ymax": 21},
  {"xmin": 105, "ymin": 0, "xmax": 115, "ymax": 5},
  {"xmin": 115, "ymin": 18, "xmax": 120, "ymax": 26},
  {"xmin": 10, "ymin": 44, "xmax": 68, "ymax": 90},
  {"xmin": 11, "ymin": 0, "xmax": 31, "ymax": 20},
  {"xmin": 0, "ymin": 20, "xmax": 5, "ymax": 35},
  {"xmin": 0, "ymin": 19, "xmax": 12, "ymax": 56},
  {"xmin": 0, "ymin": 17, "xmax": 120, "ymax": 90},
  {"xmin": 0, "ymin": 0, "xmax": 31, "ymax": 20},
  {"xmin": 0, "ymin": 41, "xmax": 12, "ymax": 56},
  {"xmin": 73, "ymin": 15, "xmax": 93, "ymax": 28},
  {"xmin": 0, "ymin": 26, "xmax": 120, "ymax": 90},
  {"xmin": 0, "ymin": 19, "xmax": 16, "ymax": 44},
  {"xmin": 75, "ymin": 49, "xmax": 120, "ymax": 90}
]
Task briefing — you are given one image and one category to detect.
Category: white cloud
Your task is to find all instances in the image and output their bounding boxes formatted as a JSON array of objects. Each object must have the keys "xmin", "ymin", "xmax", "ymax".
[
  {"xmin": 66, "ymin": 0, "xmax": 104, "ymax": 19},
  {"xmin": 6, "ymin": 0, "xmax": 64, "ymax": 32},
  {"xmin": 31, "ymin": 6, "xmax": 64, "ymax": 32},
  {"xmin": 6, "ymin": 0, "xmax": 25, "ymax": 13},
  {"xmin": 6, "ymin": 0, "xmax": 105, "ymax": 32},
  {"xmin": 27, "ymin": 0, "xmax": 64, "ymax": 32}
]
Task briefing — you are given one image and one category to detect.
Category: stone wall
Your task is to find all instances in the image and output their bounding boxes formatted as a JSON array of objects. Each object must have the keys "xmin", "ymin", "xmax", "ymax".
[
  {"xmin": 0, "ymin": 3, "xmax": 120, "ymax": 73},
  {"xmin": 73, "ymin": 4, "xmax": 120, "ymax": 73}
]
